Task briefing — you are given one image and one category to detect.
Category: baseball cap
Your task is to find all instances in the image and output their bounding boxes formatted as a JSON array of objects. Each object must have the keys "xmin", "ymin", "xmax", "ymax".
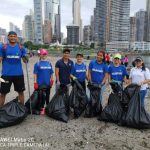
[
  {"xmin": 76, "ymin": 53, "xmax": 83, "ymax": 57},
  {"xmin": 39, "ymin": 49, "xmax": 48, "ymax": 56},
  {"xmin": 135, "ymin": 57, "xmax": 143, "ymax": 62},
  {"xmin": 114, "ymin": 53, "xmax": 121, "ymax": 59},
  {"xmin": 8, "ymin": 31, "xmax": 17, "ymax": 36}
]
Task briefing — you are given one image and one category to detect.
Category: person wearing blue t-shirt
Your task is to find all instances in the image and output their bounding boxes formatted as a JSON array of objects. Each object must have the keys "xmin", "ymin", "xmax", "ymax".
[
  {"xmin": 71, "ymin": 53, "xmax": 87, "ymax": 91},
  {"xmin": 34, "ymin": 49, "xmax": 53, "ymax": 111},
  {"xmin": 108, "ymin": 53, "xmax": 127, "ymax": 85},
  {"xmin": 88, "ymin": 50, "xmax": 108, "ymax": 102},
  {"xmin": 0, "ymin": 31, "xmax": 28, "ymax": 107}
]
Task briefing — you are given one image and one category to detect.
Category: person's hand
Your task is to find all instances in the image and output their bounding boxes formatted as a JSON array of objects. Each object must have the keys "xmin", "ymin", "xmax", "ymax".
[
  {"xmin": 22, "ymin": 56, "xmax": 29, "ymax": 63},
  {"xmin": 34, "ymin": 83, "xmax": 38, "ymax": 90},
  {"xmin": 50, "ymin": 79, "xmax": 54, "ymax": 87},
  {"xmin": 72, "ymin": 76, "xmax": 77, "ymax": 80},
  {"xmin": 56, "ymin": 81, "xmax": 60, "ymax": 86}
]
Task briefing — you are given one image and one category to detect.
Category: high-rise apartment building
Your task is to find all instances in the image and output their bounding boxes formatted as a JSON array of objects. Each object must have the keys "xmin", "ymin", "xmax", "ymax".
[
  {"xmin": 33, "ymin": 0, "xmax": 43, "ymax": 44},
  {"xmin": 94, "ymin": 0, "xmax": 107, "ymax": 43},
  {"xmin": 43, "ymin": 19, "xmax": 52, "ymax": 44},
  {"xmin": 145, "ymin": 0, "xmax": 150, "ymax": 41},
  {"xmin": 129, "ymin": 17, "xmax": 136, "ymax": 43},
  {"xmin": 72, "ymin": 0, "xmax": 82, "ymax": 41},
  {"xmin": 106, "ymin": 0, "xmax": 130, "ymax": 42},
  {"xmin": 67, "ymin": 25, "xmax": 79, "ymax": 45},
  {"xmin": 136, "ymin": 10, "xmax": 146, "ymax": 41},
  {"xmin": 83, "ymin": 25, "xmax": 92, "ymax": 45},
  {"xmin": 22, "ymin": 15, "xmax": 34, "ymax": 42},
  {"xmin": 9, "ymin": 22, "xmax": 22, "ymax": 37},
  {"xmin": 44, "ymin": 0, "xmax": 61, "ymax": 42}
]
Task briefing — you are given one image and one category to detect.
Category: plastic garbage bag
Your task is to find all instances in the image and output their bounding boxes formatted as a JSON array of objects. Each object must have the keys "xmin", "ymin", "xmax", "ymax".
[
  {"xmin": 69, "ymin": 79, "xmax": 88, "ymax": 118},
  {"xmin": 46, "ymin": 85, "xmax": 69, "ymax": 123},
  {"xmin": 120, "ymin": 84, "xmax": 150, "ymax": 129},
  {"xmin": 0, "ymin": 98, "xmax": 28, "ymax": 128},
  {"xmin": 98, "ymin": 93, "xmax": 123, "ymax": 123},
  {"xmin": 84, "ymin": 82, "xmax": 102, "ymax": 117}
]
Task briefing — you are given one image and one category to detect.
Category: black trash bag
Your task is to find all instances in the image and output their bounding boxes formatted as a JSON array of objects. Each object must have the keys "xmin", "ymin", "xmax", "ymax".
[
  {"xmin": 0, "ymin": 98, "xmax": 28, "ymax": 128},
  {"xmin": 98, "ymin": 93, "xmax": 123, "ymax": 123},
  {"xmin": 84, "ymin": 82, "xmax": 102, "ymax": 117},
  {"xmin": 69, "ymin": 79, "xmax": 88, "ymax": 118},
  {"xmin": 25, "ymin": 86, "xmax": 47, "ymax": 114},
  {"xmin": 25, "ymin": 90, "xmax": 39, "ymax": 113},
  {"xmin": 46, "ymin": 85, "xmax": 69, "ymax": 123},
  {"xmin": 120, "ymin": 84, "xmax": 150, "ymax": 129}
]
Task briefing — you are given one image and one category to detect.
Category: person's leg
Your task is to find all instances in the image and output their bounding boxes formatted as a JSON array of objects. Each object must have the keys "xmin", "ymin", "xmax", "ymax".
[
  {"xmin": 140, "ymin": 90, "xmax": 147, "ymax": 107},
  {"xmin": 45, "ymin": 87, "xmax": 50, "ymax": 106},
  {"xmin": 0, "ymin": 76, "xmax": 12, "ymax": 107},
  {"xmin": 13, "ymin": 75, "xmax": 25, "ymax": 105},
  {"xmin": 18, "ymin": 92, "xmax": 24, "ymax": 105}
]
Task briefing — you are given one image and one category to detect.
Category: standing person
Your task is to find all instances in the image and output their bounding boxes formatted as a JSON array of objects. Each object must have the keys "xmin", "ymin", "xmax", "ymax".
[
  {"xmin": 70, "ymin": 53, "xmax": 87, "ymax": 91},
  {"xmin": 105, "ymin": 53, "xmax": 110, "ymax": 65},
  {"xmin": 88, "ymin": 50, "xmax": 108, "ymax": 102},
  {"xmin": 33, "ymin": 49, "xmax": 54, "ymax": 112},
  {"xmin": 123, "ymin": 55, "xmax": 129, "ymax": 67},
  {"xmin": 108, "ymin": 53, "xmax": 127, "ymax": 88},
  {"xmin": 55, "ymin": 48, "xmax": 74, "ymax": 94},
  {"xmin": 0, "ymin": 31, "xmax": 28, "ymax": 107},
  {"xmin": 129, "ymin": 57, "xmax": 150, "ymax": 107}
]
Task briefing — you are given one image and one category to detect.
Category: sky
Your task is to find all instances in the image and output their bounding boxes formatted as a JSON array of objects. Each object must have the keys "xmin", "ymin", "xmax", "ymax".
[{"xmin": 0, "ymin": 0, "xmax": 146, "ymax": 36}]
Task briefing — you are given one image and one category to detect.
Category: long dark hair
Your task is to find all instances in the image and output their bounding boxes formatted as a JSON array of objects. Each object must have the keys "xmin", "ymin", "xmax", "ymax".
[
  {"xmin": 97, "ymin": 50, "xmax": 105, "ymax": 62},
  {"xmin": 142, "ymin": 63, "xmax": 146, "ymax": 71}
]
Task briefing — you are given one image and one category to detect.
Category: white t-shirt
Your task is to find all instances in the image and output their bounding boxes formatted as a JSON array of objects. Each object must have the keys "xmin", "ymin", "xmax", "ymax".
[{"xmin": 129, "ymin": 67, "xmax": 150, "ymax": 90}]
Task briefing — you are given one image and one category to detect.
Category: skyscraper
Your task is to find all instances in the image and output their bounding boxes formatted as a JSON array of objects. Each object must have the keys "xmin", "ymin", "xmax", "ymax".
[
  {"xmin": 22, "ymin": 15, "xmax": 34, "ymax": 42},
  {"xmin": 146, "ymin": 0, "xmax": 150, "ymax": 41},
  {"xmin": 44, "ymin": 0, "xmax": 61, "ymax": 42},
  {"xmin": 72, "ymin": 0, "xmax": 82, "ymax": 41},
  {"xmin": 129, "ymin": 17, "xmax": 136, "ymax": 43},
  {"xmin": 33, "ymin": 0, "xmax": 43, "ymax": 44},
  {"xmin": 94, "ymin": 0, "xmax": 107, "ymax": 43},
  {"xmin": 136, "ymin": 10, "xmax": 146, "ymax": 41},
  {"xmin": 106, "ymin": 0, "xmax": 130, "ymax": 42}
]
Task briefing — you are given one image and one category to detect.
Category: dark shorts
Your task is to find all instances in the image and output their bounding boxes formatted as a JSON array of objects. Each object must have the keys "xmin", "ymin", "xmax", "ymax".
[{"xmin": 0, "ymin": 75, "xmax": 25, "ymax": 94}]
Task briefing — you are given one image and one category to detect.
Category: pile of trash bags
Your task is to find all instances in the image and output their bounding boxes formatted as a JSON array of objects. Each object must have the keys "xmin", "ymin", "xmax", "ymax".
[
  {"xmin": 0, "ymin": 98, "xmax": 28, "ymax": 128},
  {"xmin": 99, "ymin": 82, "xmax": 150, "ymax": 129}
]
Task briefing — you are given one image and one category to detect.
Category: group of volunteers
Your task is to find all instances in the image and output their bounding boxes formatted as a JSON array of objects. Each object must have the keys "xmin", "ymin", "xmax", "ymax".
[{"xmin": 0, "ymin": 31, "xmax": 150, "ymax": 112}]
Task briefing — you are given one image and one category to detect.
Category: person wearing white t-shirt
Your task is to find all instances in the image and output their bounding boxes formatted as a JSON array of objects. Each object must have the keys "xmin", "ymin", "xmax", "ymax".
[{"xmin": 129, "ymin": 57, "xmax": 150, "ymax": 107}]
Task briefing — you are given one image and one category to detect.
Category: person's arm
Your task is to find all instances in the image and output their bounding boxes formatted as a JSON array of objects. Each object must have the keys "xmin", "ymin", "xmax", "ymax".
[
  {"xmin": 34, "ymin": 74, "xmax": 37, "ymax": 83},
  {"xmin": 55, "ymin": 68, "xmax": 59, "ymax": 83},
  {"xmin": 88, "ymin": 61, "xmax": 92, "ymax": 81},
  {"xmin": 101, "ymin": 64, "xmax": 108, "ymax": 85},
  {"xmin": 0, "ymin": 44, "xmax": 3, "ymax": 63},
  {"xmin": 22, "ymin": 47, "xmax": 29, "ymax": 63},
  {"xmin": 0, "ymin": 57, "xmax": 2, "ymax": 63}
]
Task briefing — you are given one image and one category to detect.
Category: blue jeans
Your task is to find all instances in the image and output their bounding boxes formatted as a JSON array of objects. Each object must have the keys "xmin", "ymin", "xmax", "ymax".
[{"xmin": 140, "ymin": 89, "xmax": 147, "ymax": 107}]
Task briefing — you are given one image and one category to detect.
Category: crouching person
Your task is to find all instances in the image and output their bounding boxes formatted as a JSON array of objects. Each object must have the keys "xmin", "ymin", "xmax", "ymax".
[{"xmin": 33, "ymin": 49, "xmax": 54, "ymax": 114}]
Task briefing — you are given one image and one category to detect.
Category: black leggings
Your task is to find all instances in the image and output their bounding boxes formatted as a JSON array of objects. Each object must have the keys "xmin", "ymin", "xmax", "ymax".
[{"xmin": 37, "ymin": 87, "xmax": 51, "ymax": 110}]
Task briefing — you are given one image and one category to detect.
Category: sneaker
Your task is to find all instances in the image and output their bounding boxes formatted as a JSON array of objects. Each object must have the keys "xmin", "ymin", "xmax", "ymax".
[{"xmin": 40, "ymin": 108, "xmax": 45, "ymax": 115}]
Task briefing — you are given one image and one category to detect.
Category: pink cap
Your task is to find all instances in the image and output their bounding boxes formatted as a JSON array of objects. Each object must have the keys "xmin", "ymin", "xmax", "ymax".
[{"xmin": 39, "ymin": 49, "xmax": 48, "ymax": 56}]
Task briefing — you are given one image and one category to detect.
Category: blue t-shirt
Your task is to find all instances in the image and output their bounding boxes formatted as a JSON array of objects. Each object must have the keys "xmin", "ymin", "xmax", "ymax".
[
  {"xmin": 0, "ymin": 43, "xmax": 27, "ymax": 76},
  {"xmin": 71, "ymin": 63, "xmax": 86, "ymax": 82},
  {"xmin": 108, "ymin": 65, "xmax": 127, "ymax": 82},
  {"xmin": 34, "ymin": 61, "xmax": 53, "ymax": 86},
  {"xmin": 89, "ymin": 60, "xmax": 108, "ymax": 84},
  {"xmin": 55, "ymin": 59, "xmax": 74, "ymax": 84}
]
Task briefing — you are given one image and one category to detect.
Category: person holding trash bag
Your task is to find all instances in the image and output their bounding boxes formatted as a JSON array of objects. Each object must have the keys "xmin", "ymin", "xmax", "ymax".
[
  {"xmin": 86, "ymin": 50, "xmax": 108, "ymax": 117},
  {"xmin": 70, "ymin": 53, "xmax": 87, "ymax": 91},
  {"xmin": 55, "ymin": 48, "xmax": 74, "ymax": 95},
  {"xmin": 129, "ymin": 57, "xmax": 150, "ymax": 107},
  {"xmin": 0, "ymin": 31, "xmax": 28, "ymax": 107},
  {"xmin": 88, "ymin": 50, "xmax": 108, "ymax": 102},
  {"xmin": 108, "ymin": 53, "xmax": 128, "ymax": 87},
  {"xmin": 33, "ymin": 49, "xmax": 54, "ymax": 113}
]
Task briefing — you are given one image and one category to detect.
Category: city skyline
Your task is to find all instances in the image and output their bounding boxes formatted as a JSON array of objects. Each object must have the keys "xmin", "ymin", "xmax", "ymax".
[{"xmin": 0, "ymin": 0, "xmax": 146, "ymax": 36}]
